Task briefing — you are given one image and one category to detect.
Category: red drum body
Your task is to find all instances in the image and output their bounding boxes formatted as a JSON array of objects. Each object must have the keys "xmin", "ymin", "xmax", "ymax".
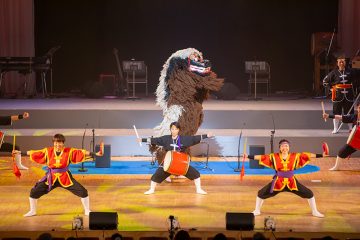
[
  {"xmin": 163, "ymin": 151, "xmax": 190, "ymax": 175},
  {"xmin": 347, "ymin": 126, "xmax": 360, "ymax": 150}
]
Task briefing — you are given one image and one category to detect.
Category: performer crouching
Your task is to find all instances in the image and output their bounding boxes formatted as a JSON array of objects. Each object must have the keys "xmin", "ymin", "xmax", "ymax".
[
  {"xmin": 23, "ymin": 133, "xmax": 103, "ymax": 217},
  {"xmin": 244, "ymin": 139, "xmax": 328, "ymax": 218},
  {"xmin": 323, "ymin": 102, "xmax": 360, "ymax": 170},
  {"xmin": 137, "ymin": 122, "xmax": 212, "ymax": 195}
]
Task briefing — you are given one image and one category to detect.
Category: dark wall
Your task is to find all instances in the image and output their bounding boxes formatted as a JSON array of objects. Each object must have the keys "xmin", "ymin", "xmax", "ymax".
[{"xmin": 34, "ymin": 0, "xmax": 338, "ymax": 94}]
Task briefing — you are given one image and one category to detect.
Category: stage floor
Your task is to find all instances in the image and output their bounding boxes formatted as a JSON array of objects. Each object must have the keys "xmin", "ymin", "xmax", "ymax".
[{"xmin": 1, "ymin": 156, "xmax": 360, "ymax": 233}]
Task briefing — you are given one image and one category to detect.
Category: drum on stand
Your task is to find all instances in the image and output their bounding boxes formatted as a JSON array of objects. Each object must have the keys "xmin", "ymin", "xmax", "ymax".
[
  {"xmin": 347, "ymin": 126, "xmax": 360, "ymax": 150},
  {"xmin": 163, "ymin": 151, "xmax": 190, "ymax": 175}
]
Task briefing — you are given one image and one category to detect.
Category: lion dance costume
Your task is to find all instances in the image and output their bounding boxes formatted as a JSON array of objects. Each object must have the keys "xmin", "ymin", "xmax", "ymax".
[{"xmin": 152, "ymin": 48, "xmax": 224, "ymax": 162}]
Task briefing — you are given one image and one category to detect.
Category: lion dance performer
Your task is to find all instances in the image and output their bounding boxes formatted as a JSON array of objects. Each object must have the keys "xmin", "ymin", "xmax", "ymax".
[
  {"xmin": 244, "ymin": 139, "xmax": 329, "ymax": 218},
  {"xmin": 23, "ymin": 133, "xmax": 103, "ymax": 217},
  {"xmin": 152, "ymin": 48, "xmax": 223, "ymax": 164}
]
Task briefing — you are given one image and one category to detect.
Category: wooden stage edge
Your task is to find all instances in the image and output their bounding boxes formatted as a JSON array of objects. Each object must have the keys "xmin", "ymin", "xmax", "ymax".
[
  {"xmin": 1, "ymin": 230, "xmax": 360, "ymax": 240},
  {"xmin": 1, "ymin": 156, "xmax": 360, "ymax": 236}
]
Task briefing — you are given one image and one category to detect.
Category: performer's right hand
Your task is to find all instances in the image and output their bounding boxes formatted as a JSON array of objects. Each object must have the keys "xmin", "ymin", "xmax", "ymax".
[
  {"xmin": 12, "ymin": 150, "xmax": 21, "ymax": 155},
  {"xmin": 23, "ymin": 112, "xmax": 30, "ymax": 119},
  {"xmin": 322, "ymin": 113, "xmax": 329, "ymax": 120},
  {"xmin": 136, "ymin": 138, "xmax": 142, "ymax": 143},
  {"xmin": 242, "ymin": 153, "xmax": 248, "ymax": 159}
]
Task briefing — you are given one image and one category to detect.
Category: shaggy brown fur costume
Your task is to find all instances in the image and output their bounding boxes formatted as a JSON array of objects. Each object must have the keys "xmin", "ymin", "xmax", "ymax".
[{"xmin": 152, "ymin": 48, "xmax": 223, "ymax": 164}]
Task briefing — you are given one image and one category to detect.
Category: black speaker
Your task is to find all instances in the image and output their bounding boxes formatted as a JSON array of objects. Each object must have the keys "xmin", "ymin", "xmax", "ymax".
[
  {"xmin": 215, "ymin": 82, "xmax": 240, "ymax": 100},
  {"xmin": 89, "ymin": 212, "xmax": 118, "ymax": 230},
  {"xmin": 249, "ymin": 145, "xmax": 265, "ymax": 169},
  {"xmin": 95, "ymin": 144, "xmax": 111, "ymax": 168},
  {"xmin": 226, "ymin": 212, "xmax": 254, "ymax": 230}
]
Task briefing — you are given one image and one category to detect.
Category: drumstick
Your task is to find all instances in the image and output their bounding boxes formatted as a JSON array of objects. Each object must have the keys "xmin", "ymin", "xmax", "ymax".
[
  {"xmin": 12, "ymin": 134, "xmax": 15, "ymax": 152},
  {"xmin": 133, "ymin": 125, "xmax": 142, "ymax": 146},
  {"xmin": 321, "ymin": 101, "xmax": 327, "ymax": 122}
]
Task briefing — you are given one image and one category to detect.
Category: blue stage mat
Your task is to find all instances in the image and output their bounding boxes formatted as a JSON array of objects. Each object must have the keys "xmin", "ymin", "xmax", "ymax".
[{"xmin": 59, "ymin": 161, "xmax": 320, "ymax": 175}]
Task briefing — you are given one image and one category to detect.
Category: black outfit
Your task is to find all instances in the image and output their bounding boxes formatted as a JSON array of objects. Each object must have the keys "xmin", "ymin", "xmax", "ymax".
[
  {"xmin": 30, "ymin": 172, "xmax": 88, "ymax": 199},
  {"xmin": 0, "ymin": 116, "xmax": 20, "ymax": 152},
  {"xmin": 323, "ymin": 68, "xmax": 356, "ymax": 115},
  {"xmin": 329, "ymin": 113, "xmax": 358, "ymax": 158},
  {"xmin": 257, "ymin": 180, "xmax": 314, "ymax": 199},
  {"xmin": 142, "ymin": 134, "xmax": 208, "ymax": 183}
]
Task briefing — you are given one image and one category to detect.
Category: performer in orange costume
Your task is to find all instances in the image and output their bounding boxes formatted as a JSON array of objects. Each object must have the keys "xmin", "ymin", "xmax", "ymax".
[
  {"xmin": 23, "ymin": 133, "xmax": 103, "ymax": 217},
  {"xmin": 245, "ymin": 139, "xmax": 328, "ymax": 218}
]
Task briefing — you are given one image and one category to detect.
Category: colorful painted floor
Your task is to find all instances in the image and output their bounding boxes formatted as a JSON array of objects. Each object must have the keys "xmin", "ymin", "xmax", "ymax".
[{"xmin": 0, "ymin": 156, "xmax": 360, "ymax": 233}]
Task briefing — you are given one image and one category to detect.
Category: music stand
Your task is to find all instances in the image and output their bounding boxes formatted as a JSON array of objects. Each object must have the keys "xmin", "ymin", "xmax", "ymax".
[
  {"xmin": 245, "ymin": 61, "xmax": 266, "ymax": 100},
  {"xmin": 123, "ymin": 60, "xmax": 144, "ymax": 100}
]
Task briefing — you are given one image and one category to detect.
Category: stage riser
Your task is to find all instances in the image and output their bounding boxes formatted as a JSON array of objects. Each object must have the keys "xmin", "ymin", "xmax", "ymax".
[
  {"xmin": 1, "ymin": 110, "xmax": 332, "ymax": 129},
  {"xmin": 5, "ymin": 135, "xmax": 357, "ymax": 157}
]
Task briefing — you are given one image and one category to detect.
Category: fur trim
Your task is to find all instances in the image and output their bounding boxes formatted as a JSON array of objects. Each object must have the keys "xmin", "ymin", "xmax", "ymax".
[{"xmin": 154, "ymin": 105, "xmax": 184, "ymax": 137}]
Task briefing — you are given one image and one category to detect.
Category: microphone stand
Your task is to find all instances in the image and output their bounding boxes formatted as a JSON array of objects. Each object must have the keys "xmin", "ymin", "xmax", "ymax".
[
  {"xmin": 270, "ymin": 114, "xmax": 276, "ymax": 153},
  {"xmin": 78, "ymin": 125, "xmax": 88, "ymax": 172},
  {"xmin": 91, "ymin": 129, "xmax": 95, "ymax": 161}
]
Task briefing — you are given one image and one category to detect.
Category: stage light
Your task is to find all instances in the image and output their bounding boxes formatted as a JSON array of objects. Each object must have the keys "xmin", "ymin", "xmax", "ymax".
[
  {"xmin": 72, "ymin": 215, "xmax": 83, "ymax": 230},
  {"xmin": 264, "ymin": 216, "xmax": 276, "ymax": 231}
]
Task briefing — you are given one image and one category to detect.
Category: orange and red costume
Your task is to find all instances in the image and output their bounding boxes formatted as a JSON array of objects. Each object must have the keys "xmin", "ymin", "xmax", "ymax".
[
  {"xmin": 259, "ymin": 152, "xmax": 311, "ymax": 191},
  {"xmin": 29, "ymin": 147, "xmax": 86, "ymax": 188}
]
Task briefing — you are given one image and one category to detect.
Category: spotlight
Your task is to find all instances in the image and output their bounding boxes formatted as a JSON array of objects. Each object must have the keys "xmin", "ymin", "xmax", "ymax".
[
  {"xmin": 264, "ymin": 216, "xmax": 276, "ymax": 231},
  {"xmin": 72, "ymin": 216, "xmax": 83, "ymax": 230}
]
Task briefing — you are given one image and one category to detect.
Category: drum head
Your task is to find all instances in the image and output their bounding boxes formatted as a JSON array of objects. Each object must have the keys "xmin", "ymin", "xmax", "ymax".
[{"xmin": 163, "ymin": 151, "xmax": 172, "ymax": 171}]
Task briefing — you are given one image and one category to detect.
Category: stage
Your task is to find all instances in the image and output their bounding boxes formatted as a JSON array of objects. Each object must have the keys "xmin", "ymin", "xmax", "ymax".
[{"xmin": 1, "ymin": 96, "xmax": 360, "ymax": 238}]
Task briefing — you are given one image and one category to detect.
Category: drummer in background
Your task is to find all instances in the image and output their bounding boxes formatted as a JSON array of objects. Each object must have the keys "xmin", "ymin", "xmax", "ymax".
[
  {"xmin": 323, "ymin": 101, "xmax": 360, "ymax": 170},
  {"xmin": 323, "ymin": 54, "xmax": 356, "ymax": 134},
  {"xmin": 137, "ymin": 121, "xmax": 213, "ymax": 195}
]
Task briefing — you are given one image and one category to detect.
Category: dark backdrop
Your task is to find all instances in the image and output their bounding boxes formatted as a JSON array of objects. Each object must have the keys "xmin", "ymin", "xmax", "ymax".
[{"xmin": 34, "ymin": 0, "xmax": 338, "ymax": 94}]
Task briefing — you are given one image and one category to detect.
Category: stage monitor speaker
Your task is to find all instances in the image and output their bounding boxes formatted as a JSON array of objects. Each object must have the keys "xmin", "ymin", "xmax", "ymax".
[
  {"xmin": 215, "ymin": 82, "xmax": 240, "ymax": 100},
  {"xmin": 226, "ymin": 212, "xmax": 254, "ymax": 230},
  {"xmin": 95, "ymin": 144, "xmax": 111, "ymax": 168},
  {"xmin": 89, "ymin": 212, "xmax": 118, "ymax": 230},
  {"xmin": 249, "ymin": 145, "xmax": 265, "ymax": 169}
]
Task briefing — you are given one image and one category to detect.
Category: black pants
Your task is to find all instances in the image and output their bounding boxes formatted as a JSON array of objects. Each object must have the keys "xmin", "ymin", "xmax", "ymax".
[
  {"xmin": 30, "ymin": 172, "xmax": 88, "ymax": 199},
  {"xmin": 333, "ymin": 100, "xmax": 354, "ymax": 115},
  {"xmin": 258, "ymin": 179, "xmax": 313, "ymax": 199},
  {"xmin": 0, "ymin": 142, "xmax": 20, "ymax": 152},
  {"xmin": 151, "ymin": 166, "xmax": 200, "ymax": 183},
  {"xmin": 338, "ymin": 144, "xmax": 357, "ymax": 158}
]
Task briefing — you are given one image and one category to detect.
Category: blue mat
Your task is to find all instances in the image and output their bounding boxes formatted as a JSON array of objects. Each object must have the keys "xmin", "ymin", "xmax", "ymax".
[{"xmin": 55, "ymin": 161, "xmax": 320, "ymax": 175}]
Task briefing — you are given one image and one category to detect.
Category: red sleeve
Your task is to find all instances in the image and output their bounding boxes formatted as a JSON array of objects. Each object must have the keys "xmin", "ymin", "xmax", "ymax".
[
  {"xmin": 69, "ymin": 148, "xmax": 86, "ymax": 164},
  {"xmin": 259, "ymin": 154, "xmax": 274, "ymax": 169},
  {"xmin": 29, "ymin": 148, "xmax": 48, "ymax": 164},
  {"xmin": 296, "ymin": 152, "xmax": 311, "ymax": 169}
]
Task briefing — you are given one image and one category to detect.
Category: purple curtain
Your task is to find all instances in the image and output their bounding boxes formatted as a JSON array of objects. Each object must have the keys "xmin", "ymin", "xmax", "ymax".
[
  {"xmin": 338, "ymin": 0, "xmax": 360, "ymax": 57},
  {"xmin": 0, "ymin": 0, "xmax": 35, "ymax": 97}
]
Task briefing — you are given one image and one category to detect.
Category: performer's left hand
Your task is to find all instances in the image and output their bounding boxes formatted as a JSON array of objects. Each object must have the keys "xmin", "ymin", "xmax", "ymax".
[
  {"xmin": 322, "ymin": 113, "xmax": 329, "ymax": 120},
  {"xmin": 207, "ymin": 132, "xmax": 214, "ymax": 138}
]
